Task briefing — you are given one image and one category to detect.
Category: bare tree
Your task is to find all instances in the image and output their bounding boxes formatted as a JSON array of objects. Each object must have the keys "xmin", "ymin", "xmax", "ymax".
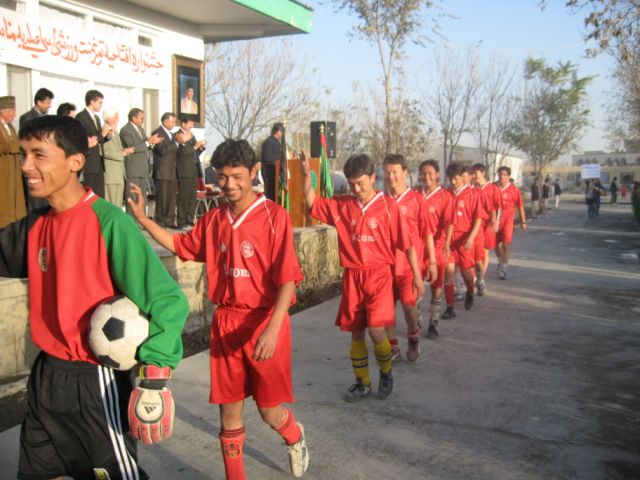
[
  {"xmin": 473, "ymin": 59, "xmax": 519, "ymax": 178},
  {"xmin": 331, "ymin": 0, "xmax": 443, "ymax": 155},
  {"xmin": 424, "ymin": 46, "xmax": 480, "ymax": 169},
  {"xmin": 205, "ymin": 39, "xmax": 320, "ymax": 143}
]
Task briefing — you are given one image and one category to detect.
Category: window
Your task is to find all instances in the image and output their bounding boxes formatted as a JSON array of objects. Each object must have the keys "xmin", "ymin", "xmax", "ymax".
[
  {"xmin": 138, "ymin": 36, "xmax": 152, "ymax": 47},
  {"xmin": 0, "ymin": 0, "xmax": 17, "ymax": 11}
]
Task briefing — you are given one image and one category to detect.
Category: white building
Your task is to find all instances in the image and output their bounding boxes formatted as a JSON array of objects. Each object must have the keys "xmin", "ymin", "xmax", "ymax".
[{"xmin": 1, "ymin": 0, "xmax": 312, "ymax": 135}]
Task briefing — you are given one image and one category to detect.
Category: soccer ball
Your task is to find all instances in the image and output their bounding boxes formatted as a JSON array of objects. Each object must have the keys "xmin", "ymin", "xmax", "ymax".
[{"xmin": 89, "ymin": 295, "xmax": 149, "ymax": 370}]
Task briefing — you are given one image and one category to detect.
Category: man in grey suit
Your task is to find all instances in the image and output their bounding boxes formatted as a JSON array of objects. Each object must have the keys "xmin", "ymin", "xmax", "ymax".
[
  {"xmin": 120, "ymin": 108, "xmax": 162, "ymax": 216},
  {"xmin": 176, "ymin": 118, "xmax": 205, "ymax": 227},
  {"xmin": 151, "ymin": 112, "xmax": 181, "ymax": 228}
]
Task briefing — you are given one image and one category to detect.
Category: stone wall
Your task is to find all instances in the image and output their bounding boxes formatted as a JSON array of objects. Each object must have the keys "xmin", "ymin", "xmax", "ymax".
[{"xmin": 0, "ymin": 226, "xmax": 340, "ymax": 382}]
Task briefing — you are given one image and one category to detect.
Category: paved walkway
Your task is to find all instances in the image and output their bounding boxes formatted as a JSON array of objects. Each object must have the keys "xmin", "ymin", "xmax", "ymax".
[{"xmin": 1, "ymin": 199, "xmax": 639, "ymax": 479}]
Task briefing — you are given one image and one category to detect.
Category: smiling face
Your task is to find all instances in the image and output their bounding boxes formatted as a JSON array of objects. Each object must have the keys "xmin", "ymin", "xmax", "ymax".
[
  {"xmin": 383, "ymin": 163, "xmax": 407, "ymax": 195},
  {"xmin": 217, "ymin": 164, "xmax": 257, "ymax": 206},
  {"xmin": 419, "ymin": 164, "xmax": 439, "ymax": 192},
  {"xmin": 499, "ymin": 170, "xmax": 510, "ymax": 187},
  {"xmin": 20, "ymin": 134, "xmax": 84, "ymax": 200},
  {"xmin": 347, "ymin": 173, "xmax": 376, "ymax": 204},
  {"xmin": 472, "ymin": 168, "xmax": 486, "ymax": 185}
]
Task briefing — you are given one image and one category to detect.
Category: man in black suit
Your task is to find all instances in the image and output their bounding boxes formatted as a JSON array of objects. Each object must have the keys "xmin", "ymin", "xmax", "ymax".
[
  {"xmin": 152, "ymin": 112, "xmax": 180, "ymax": 227},
  {"xmin": 75, "ymin": 90, "xmax": 111, "ymax": 197},
  {"xmin": 120, "ymin": 108, "xmax": 162, "ymax": 217},
  {"xmin": 19, "ymin": 88, "xmax": 54, "ymax": 131},
  {"xmin": 176, "ymin": 118, "xmax": 205, "ymax": 227},
  {"xmin": 260, "ymin": 122, "xmax": 284, "ymax": 201}
]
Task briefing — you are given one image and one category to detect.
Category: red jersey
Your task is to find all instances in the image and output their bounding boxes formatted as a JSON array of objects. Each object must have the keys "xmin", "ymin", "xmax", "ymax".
[
  {"xmin": 450, "ymin": 185, "xmax": 482, "ymax": 233},
  {"xmin": 476, "ymin": 182, "xmax": 502, "ymax": 227},
  {"xmin": 310, "ymin": 191, "xmax": 411, "ymax": 269},
  {"xmin": 390, "ymin": 188, "xmax": 429, "ymax": 277},
  {"xmin": 421, "ymin": 186, "xmax": 453, "ymax": 247},
  {"xmin": 498, "ymin": 182, "xmax": 523, "ymax": 219},
  {"xmin": 174, "ymin": 194, "xmax": 303, "ymax": 310}
]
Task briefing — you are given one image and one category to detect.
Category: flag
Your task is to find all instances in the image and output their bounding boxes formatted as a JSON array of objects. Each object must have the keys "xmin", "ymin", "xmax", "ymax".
[
  {"xmin": 319, "ymin": 125, "xmax": 334, "ymax": 198},
  {"xmin": 277, "ymin": 125, "xmax": 290, "ymax": 210}
]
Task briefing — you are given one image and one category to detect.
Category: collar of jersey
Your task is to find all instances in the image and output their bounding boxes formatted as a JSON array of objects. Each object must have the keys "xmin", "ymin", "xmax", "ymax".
[
  {"xmin": 423, "ymin": 185, "xmax": 442, "ymax": 200},
  {"xmin": 499, "ymin": 182, "xmax": 512, "ymax": 192},
  {"xmin": 225, "ymin": 194, "xmax": 267, "ymax": 230},
  {"xmin": 358, "ymin": 190, "xmax": 384, "ymax": 213},
  {"xmin": 454, "ymin": 185, "xmax": 469, "ymax": 196},
  {"xmin": 393, "ymin": 187, "xmax": 412, "ymax": 204}
]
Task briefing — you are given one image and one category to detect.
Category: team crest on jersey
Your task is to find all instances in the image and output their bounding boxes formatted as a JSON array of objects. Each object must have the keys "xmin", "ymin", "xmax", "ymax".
[
  {"xmin": 458, "ymin": 200, "xmax": 465, "ymax": 207},
  {"xmin": 38, "ymin": 247, "xmax": 48, "ymax": 272},
  {"xmin": 367, "ymin": 218, "xmax": 378, "ymax": 229},
  {"xmin": 351, "ymin": 219, "xmax": 356, "ymax": 226},
  {"xmin": 429, "ymin": 205, "xmax": 436, "ymax": 213},
  {"xmin": 93, "ymin": 468, "xmax": 111, "ymax": 479},
  {"xmin": 400, "ymin": 205, "xmax": 407, "ymax": 215},
  {"xmin": 240, "ymin": 240, "xmax": 255, "ymax": 258},
  {"xmin": 220, "ymin": 241, "xmax": 227, "ymax": 253}
]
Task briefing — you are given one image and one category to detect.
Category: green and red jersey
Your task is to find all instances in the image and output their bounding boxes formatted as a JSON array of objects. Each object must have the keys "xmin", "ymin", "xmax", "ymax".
[{"xmin": 0, "ymin": 189, "xmax": 188, "ymax": 368}]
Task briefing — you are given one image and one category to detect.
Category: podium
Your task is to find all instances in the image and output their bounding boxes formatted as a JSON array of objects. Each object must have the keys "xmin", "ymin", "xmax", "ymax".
[{"xmin": 275, "ymin": 157, "xmax": 321, "ymax": 227}]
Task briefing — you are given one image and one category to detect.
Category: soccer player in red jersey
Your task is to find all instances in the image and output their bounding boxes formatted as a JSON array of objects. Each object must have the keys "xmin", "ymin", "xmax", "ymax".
[
  {"xmin": 382, "ymin": 154, "xmax": 437, "ymax": 362},
  {"xmin": 418, "ymin": 159, "xmax": 452, "ymax": 339},
  {"xmin": 471, "ymin": 163, "xmax": 502, "ymax": 295},
  {"xmin": 129, "ymin": 139, "xmax": 309, "ymax": 479},
  {"xmin": 495, "ymin": 166, "xmax": 527, "ymax": 280},
  {"xmin": 443, "ymin": 162, "xmax": 483, "ymax": 317},
  {"xmin": 302, "ymin": 152, "xmax": 424, "ymax": 401}
]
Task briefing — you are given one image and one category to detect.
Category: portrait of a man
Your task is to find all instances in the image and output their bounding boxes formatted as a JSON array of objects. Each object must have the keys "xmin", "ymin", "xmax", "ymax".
[
  {"xmin": 180, "ymin": 80, "xmax": 198, "ymax": 115},
  {"xmin": 173, "ymin": 55, "xmax": 204, "ymax": 127}
]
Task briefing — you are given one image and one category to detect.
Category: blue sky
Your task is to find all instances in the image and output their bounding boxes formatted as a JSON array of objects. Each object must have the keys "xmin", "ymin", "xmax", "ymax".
[{"xmin": 291, "ymin": 1, "xmax": 614, "ymax": 153}]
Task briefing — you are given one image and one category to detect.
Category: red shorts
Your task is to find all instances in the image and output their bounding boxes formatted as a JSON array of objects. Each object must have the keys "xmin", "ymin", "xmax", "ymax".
[
  {"xmin": 483, "ymin": 224, "xmax": 497, "ymax": 250},
  {"xmin": 473, "ymin": 228, "xmax": 485, "ymax": 263},
  {"xmin": 336, "ymin": 266, "xmax": 395, "ymax": 331},
  {"xmin": 496, "ymin": 215, "xmax": 515, "ymax": 245},
  {"xmin": 209, "ymin": 306, "xmax": 293, "ymax": 408},
  {"xmin": 393, "ymin": 273, "xmax": 417, "ymax": 306},
  {"xmin": 448, "ymin": 231, "xmax": 475, "ymax": 270}
]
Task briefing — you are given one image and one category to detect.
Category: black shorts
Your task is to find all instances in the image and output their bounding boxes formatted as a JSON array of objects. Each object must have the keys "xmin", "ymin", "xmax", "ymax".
[{"xmin": 18, "ymin": 352, "xmax": 148, "ymax": 480}]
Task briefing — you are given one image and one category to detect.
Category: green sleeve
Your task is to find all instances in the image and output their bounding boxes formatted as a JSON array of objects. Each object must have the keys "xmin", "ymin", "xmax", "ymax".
[{"xmin": 92, "ymin": 199, "xmax": 189, "ymax": 368}]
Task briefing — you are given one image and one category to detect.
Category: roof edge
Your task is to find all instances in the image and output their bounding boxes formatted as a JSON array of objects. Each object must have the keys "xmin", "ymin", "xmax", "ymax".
[{"xmin": 231, "ymin": 0, "xmax": 313, "ymax": 33}]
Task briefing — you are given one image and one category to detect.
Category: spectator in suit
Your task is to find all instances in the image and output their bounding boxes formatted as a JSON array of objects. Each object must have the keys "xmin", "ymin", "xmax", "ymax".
[
  {"xmin": 102, "ymin": 109, "xmax": 133, "ymax": 207},
  {"xmin": 19, "ymin": 88, "xmax": 54, "ymax": 131},
  {"xmin": 204, "ymin": 162, "xmax": 219, "ymax": 189},
  {"xmin": 176, "ymin": 118, "xmax": 205, "ymax": 227},
  {"xmin": 56, "ymin": 102, "xmax": 76, "ymax": 117},
  {"xmin": 260, "ymin": 122, "xmax": 283, "ymax": 201},
  {"xmin": 120, "ymin": 108, "xmax": 162, "ymax": 217},
  {"xmin": 75, "ymin": 90, "xmax": 111, "ymax": 197},
  {"xmin": 152, "ymin": 112, "xmax": 180, "ymax": 228}
]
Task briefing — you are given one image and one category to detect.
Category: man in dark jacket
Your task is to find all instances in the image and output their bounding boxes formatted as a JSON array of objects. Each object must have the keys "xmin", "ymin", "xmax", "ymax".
[
  {"xmin": 151, "ymin": 112, "xmax": 180, "ymax": 228},
  {"xmin": 175, "ymin": 118, "xmax": 205, "ymax": 227},
  {"xmin": 260, "ymin": 123, "xmax": 284, "ymax": 201}
]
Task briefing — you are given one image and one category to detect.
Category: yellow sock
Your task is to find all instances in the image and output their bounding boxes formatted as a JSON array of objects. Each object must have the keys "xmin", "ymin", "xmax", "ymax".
[
  {"xmin": 373, "ymin": 337, "xmax": 393, "ymax": 374},
  {"xmin": 350, "ymin": 339, "xmax": 370, "ymax": 386}
]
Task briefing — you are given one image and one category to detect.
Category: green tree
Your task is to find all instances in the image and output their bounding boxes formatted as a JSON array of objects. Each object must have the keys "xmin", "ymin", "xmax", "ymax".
[
  {"xmin": 505, "ymin": 58, "xmax": 593, "ymax": 181},
  {"xmin": 331, "ymin": 0, "xmax": 443, "ymax": 155}
]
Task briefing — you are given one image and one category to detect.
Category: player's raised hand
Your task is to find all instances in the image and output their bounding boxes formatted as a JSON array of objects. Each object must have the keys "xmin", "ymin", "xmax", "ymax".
[
  {"xmin": 299, "ymin": 149, "xmax": 310, "ymax": 176},
  {"xmin": 253, "ymin": 326, "xmax": 278, "ymax": 362},
  {"xmin": 128, "ymin": 365, "xmax": 175, "ymax": 444},
  {"xmin": 127, "ymin": 183, "xmax": 146, "ymax": 221}
]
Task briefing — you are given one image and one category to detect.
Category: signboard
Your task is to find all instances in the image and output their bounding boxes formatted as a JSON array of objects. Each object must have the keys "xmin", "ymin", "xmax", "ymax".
[
  {"xmin": 580, "ymin": 163, "xmax": 601, "ymax": 180},
  {"xmin": 0, "ymin": 9, "xmax": 166, "ymax": 88}
]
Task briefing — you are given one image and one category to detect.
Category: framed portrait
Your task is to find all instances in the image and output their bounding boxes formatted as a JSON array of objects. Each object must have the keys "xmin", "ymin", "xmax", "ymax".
[{"xmin": 173, "ymin": 55, "xmax": 205, "ymax": 128}]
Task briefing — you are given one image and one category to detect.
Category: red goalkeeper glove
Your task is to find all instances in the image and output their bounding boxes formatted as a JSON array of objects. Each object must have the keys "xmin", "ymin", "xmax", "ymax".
[{"xmin": 128, "ymin": 365, "xmax": 174, "ymax": 444}]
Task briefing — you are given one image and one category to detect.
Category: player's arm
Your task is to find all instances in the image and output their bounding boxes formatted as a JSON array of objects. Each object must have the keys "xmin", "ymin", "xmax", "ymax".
[
  {"xmin": 464, "ymin": 217, "xmax": 483, "ymax": 250},
  {"xmin": 127, "ymin": 183, "xmax": 176, "ymax": 252},
  {"xmin": 253, "ymin": 281, "xmax": 296, "ymax": 362},
  {"xmin": 517, "ymin": 191, "xmax": 527, "ymax": 231},
  {"xmin": 300, "ymin": 149, "xmax": 316, "ymax": 209},
  {"xmin": 404, "ymin": 246, "xmax": 425, "ymax": 300},
  {"xmin": 425, "ymin": 232, "xmax": 438, "ymax": 282},
  {"xmin": 0, "ymin": 216, "xmax": 30, "ymax": 278},
  {"xmin": 444, "ymin": 224, "xmax": 453, "ymax": 259}
]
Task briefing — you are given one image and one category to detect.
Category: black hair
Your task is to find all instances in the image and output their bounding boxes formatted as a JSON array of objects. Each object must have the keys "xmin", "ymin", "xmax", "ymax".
[
  {"xmin": 160, "ymin": 112, "xmax": 175, "ymax": 123},
  {"xmin": 84, "ymin": 90, "xmax": 104, "ymax": 106},
  {"xmin": 180, "ymin": 116, "xmax": 194, "ymax": 125},
  {"xmin": 382, "ymin": 153, "xmax": 407, "ymax": 170},
  {"xmin": 34, "ymin": 88, "xmax": 54, "ymax": 103},
  {"xmin": 271, "ymin": 123, "xmax": 284, "ymax": 135},
  {"xmin": 446, "ymin": 161, "xmax": 465, "ymax": 178},
  {"xmin": 419, "ymin": 159, "xmax": 439, "ymax": 173},
  {"xmin": 211, "ymin": 139, "xmax": 256, "ymax": 170},
  {"xmin": 19, "ymin": 115, "xmax": 88, "ymax": 157},
  {"xmin": 471, "ymin": 163, "xmax": 487, "ymax": 174},
  {"xmin": 128, "ymin": 108, "xmax": 144, "ymax": 121},
  {"xmin": 56, "ymin": 102, "xmax": 76, "ymax": 116},
  {"xmin": 344, "ymin": 153, "xmax": 375, "ymax": 179},
  {"xmin": 498, "ymin": 166, "xmax": 511, "ymax": 176},
  {"xmin": 463, "ymin": 163, "xmax": 474, "ymax": 174}
]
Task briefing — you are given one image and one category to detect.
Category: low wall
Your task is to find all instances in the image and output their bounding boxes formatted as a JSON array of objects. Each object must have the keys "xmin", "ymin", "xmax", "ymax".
[{"xmin": 0, "ymin": 225, "xmax": 340, "ymax": 383}]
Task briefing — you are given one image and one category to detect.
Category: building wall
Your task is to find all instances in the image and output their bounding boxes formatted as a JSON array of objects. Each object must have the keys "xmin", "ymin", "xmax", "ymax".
[{"xmin": 523, "ymin": 164, "xmax": 640, "ymax": 191}]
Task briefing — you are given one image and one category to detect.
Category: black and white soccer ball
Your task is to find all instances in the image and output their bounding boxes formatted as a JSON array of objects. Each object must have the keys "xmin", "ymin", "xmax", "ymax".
[{"xmin": 89, "ymin": 295, "xmax": 149, "ymax": 370}]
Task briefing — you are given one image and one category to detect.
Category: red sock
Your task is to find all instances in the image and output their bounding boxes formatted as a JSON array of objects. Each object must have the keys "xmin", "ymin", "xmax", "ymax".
[
  {"xmin": 444, "ymin": 284, "xmax": 455, "ymax": 306},
  {"xmin": 220, "ymin": 427, "xmax": 246, "ymax": 480},
  {"xmin": 407, "ymin": 328, "xmax": 420, "ymax": 339},
  {"xmin": 389, "ymin": 337, "xmax": 399, "ymax": 347},
  {"xmin": 273, "ymin": 409, "xmax": 301, "ymax": 446}
]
